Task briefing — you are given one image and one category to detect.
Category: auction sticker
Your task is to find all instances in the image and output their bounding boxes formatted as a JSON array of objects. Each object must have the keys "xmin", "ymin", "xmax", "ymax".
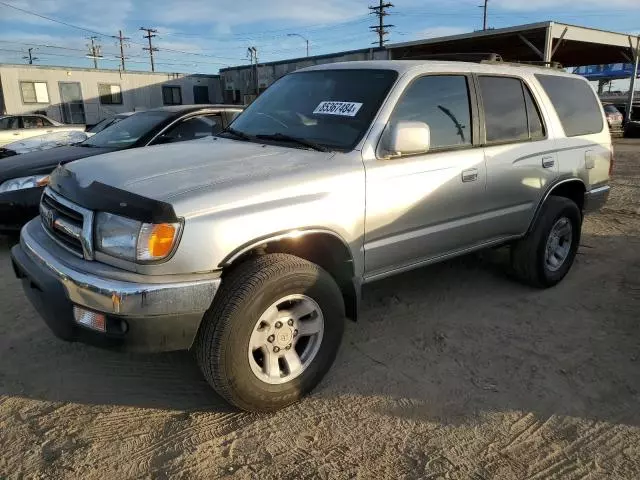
[{"xmin": 313, "ymin": 101, "xmax": 363, "ymax": 117}]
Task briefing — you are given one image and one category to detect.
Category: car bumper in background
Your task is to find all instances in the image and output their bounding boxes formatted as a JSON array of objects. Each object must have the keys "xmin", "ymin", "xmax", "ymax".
[
  {"xmin": 584, "ymin": 185, "xmax": 610, "ymax": 213},
  {"xmin": 11, "ymin": 219, "xmax": 221, "ymax": 352},
  {"xmin": 0, "ymin": 186, "xmax": 43, "ymax": 232}
]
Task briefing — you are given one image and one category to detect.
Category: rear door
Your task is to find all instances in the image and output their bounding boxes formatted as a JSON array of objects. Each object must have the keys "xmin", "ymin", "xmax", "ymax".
[
  {"xmin": 477, "ymin": 74, "xmax": 558, "ymax": 238},
  {"xmin": 21, "ymin": 115, "xmax": 55, "ymax": 140}
]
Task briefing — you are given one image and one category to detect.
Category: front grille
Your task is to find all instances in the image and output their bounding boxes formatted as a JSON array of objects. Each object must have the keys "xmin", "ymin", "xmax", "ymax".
[{"xmin": 40, "ymin": 189, "xmax": 93, "ymax": 259}]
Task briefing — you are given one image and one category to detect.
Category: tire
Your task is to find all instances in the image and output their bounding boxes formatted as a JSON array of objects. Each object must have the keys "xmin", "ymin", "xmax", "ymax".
[
  {"xmin": 195, "ymin": 253, "xmax": 345, "ymax": 412},
  {"xmin": 511, "ymin": 196, "xmax": 582, "ymax": 288}
]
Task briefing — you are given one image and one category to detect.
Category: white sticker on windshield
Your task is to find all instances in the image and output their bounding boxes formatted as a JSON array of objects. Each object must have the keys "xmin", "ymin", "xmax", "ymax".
[{"xmin": 313, "ymin": 101, "xmax": 363, "ymax": 117}]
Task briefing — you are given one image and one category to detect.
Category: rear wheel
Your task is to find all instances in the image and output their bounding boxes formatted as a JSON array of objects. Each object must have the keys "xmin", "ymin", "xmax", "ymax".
[
  {"xmin": 511, "ymin": 196, "xmax": 582, "ymax": 288},
  {"xmin": 195, "ymin": 253, "xmax": 345, "ymax": 412}
]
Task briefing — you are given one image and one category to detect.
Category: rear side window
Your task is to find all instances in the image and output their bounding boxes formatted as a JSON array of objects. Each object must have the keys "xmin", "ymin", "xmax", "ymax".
[
  {"xmin": 535, "ymin": 74, "xmax": 603, "ymax": 137},
  {"xmin": 479, "ymin": 76, "xmax": 529, "ymax": 143},
  {"xmin": 523, "ymin": 87, "xmax": 545, "ymax": 140},
  {"xmin": 391, "ymin": 75, "xmax": 472, "ymax": 149}
]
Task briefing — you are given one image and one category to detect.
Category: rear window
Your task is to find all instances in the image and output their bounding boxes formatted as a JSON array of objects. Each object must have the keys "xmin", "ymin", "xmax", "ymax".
[
  {"xmin": 535, "ymin": 74, "xmax": 603, "ymax": 137},
  {"xmin": 603, "ymin": 104, "xmax": 620, "ymax": 115}
]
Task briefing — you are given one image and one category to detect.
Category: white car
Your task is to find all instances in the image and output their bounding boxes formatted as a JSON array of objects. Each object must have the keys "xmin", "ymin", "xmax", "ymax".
[{"xmin": 0, "ymin": 114, "xmax": 85, "ymax": 147}]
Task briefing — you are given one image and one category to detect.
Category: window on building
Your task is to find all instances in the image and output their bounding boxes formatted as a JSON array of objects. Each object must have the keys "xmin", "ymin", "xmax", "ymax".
[
  {"xmin": 98, "ymin": 84, "xmax": 123, "ymax": 105},
  {"xmin": 162, "ymin": 86, "xmax": 182, "ymax": 105},
  {"xmin": 535, "ymin": 74, "xmax": 603, "ymax": 137},
  {"xmin": 390, "ymin": 75, "xmax": 472, "ymax": 149},
  {"xmin": 20, "ymin": 81, "xmax": 50, "ymax": 104},
  {"xmin": 193, "ymin": 85, "xmax": 210, "ymax": 104},
  {"xmin": 479, "ymin": 76, "xmax": 529, "ymax": 143}
]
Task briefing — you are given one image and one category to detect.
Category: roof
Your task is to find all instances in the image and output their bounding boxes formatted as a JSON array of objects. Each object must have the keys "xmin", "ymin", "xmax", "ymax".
[
  {"xmin": 0, "ymin": 63, "xmax": 219, "ymax": 77},
  {"xmin": 388, "ymin": 21, "xmax": 639, "ymax": 67},
  {"xmin": 297, "ymin": 59, "xmax": 576, "ymax": 77}
]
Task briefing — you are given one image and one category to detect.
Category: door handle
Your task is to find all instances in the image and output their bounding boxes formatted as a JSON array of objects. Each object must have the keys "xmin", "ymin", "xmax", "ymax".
[
  {"xmin": 542, "ymin": 156, "xmax": 555, "ymax": 168},
  {"xmin": 12, "ymin": 132, "xmax": 20, "ymax": 136},
  {"xmin": 46, "ymin": 130, "xmax": 54, "ymax": 133},
  {"xmin": 462, "ymin": 168, "xmax": 478, "ymax": 182}
]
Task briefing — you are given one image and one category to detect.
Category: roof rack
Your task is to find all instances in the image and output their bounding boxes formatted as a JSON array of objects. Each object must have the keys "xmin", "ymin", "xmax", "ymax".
[
  {"xmin": 399, "ymin": 52, "xmax": 503, "ymax": 63},
  {"xmin": 397, "ymin": 52, "xmax": 564, "ymax": 69}
]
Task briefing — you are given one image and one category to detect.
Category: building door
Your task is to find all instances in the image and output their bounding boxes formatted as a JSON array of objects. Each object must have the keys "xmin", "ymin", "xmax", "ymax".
[
  {"xmin": 58, "ymin": 82, "xmax": 86, "ymax": 124},
  {"xmin": 193, "ymin": 85, "xmax": 210, "ymax": 104}
]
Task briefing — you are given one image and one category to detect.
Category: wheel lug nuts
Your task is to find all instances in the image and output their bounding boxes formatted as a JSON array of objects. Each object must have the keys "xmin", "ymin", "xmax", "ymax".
[
  {"xmin": 287, "ymin": 319, "xmax": 294, "ymax": 326},
  {"xmin": 267, "ymin": 335, "xmax": 275, "ymax": 343},
  {"xmin": 293, "ymin": 329, "xmax": 298, "ymax": 337},
  {"xmin": 275, "ymin": 321, "xmax": 283, "ymax": 329},
  {"xmin": 273, "ymin": 346, "xmax": 280, "ymax": 353},
  {"xmin": 285, "ymin": 344, "xmax": 291, "ymax": 350}
]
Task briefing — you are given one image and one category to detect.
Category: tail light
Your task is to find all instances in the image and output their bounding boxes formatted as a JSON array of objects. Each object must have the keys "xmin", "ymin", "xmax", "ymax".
[{"xmin": 609, "ymin": 145, "xmax": 614, "ymax": 177}]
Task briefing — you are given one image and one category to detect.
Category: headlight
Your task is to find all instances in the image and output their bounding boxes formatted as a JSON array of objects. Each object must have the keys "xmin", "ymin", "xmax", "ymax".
[
  {"xmin": 95, "ymin": 212, "xmax": 180, "ymax": 262},
  {"xmin": 0, "ymin": 174, "xmax": 50, "ymax": 193}
]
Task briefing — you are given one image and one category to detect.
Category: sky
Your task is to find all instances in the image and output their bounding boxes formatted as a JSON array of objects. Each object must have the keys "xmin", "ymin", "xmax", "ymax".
[{"xmin": 0, "ymin": 0, "xmax": 639, "ymax": 74}]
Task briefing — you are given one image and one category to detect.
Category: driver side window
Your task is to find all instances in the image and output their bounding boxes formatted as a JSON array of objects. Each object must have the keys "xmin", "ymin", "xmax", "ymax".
[
  {"xmin": 0, "ymin": 117, "xmax": 20, "ymax": 130},
  {"xmin": 390, "ymin": 75, "xmax": 472, "ymax": 149}
]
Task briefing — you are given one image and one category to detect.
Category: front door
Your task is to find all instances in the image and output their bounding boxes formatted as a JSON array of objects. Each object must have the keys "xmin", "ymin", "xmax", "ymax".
[
  {"xmin": 58, "ymin": 82, "xmax": 86, "ymax": 124},
  {"xmin": 363, "ymin": 74, "xmax": 488, "ymax": 278}
]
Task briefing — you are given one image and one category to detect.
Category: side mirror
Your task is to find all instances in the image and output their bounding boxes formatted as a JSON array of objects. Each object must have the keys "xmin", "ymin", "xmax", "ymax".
[{"xmin": 382, "ymin": 121, "xmax": 430, "ymax": 158}]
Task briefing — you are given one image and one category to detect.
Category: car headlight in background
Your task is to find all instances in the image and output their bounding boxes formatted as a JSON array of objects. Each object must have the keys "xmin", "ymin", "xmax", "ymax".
[
  {"xmin": 94, "ymin": 212, "xmax": 180, "ymax": 262},
  {"xmin": 0, "ymin": 174, "xmax": 50, "ymax": 193}
]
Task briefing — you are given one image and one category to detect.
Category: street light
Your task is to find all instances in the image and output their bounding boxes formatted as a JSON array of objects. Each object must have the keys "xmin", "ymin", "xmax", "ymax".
[{"xmin": 287, "ymin": 33, "xmax": 309, "ymax": 57}]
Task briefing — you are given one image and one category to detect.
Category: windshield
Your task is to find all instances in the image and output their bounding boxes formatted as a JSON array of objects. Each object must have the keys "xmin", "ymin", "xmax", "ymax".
[
  {"xmin": 81, "ymin": 111, "xmax": 170, "ymax": 148},
  {"xmin": 228, "ymin": 69, "xmax": 398, "ymax": 150}
]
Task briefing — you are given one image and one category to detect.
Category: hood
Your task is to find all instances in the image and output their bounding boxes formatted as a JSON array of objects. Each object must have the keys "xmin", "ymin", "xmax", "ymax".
[
  {"xmin": 0, "ymin": 145, "xmax": 116, "ymax": 182},
  {"xmin": 62, "ymin": 137, "xmax": 333, "ymax": 202}
]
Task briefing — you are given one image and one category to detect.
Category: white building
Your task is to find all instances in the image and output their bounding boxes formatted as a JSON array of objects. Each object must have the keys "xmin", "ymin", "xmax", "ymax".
[{"xmin": 0, "ymin": 64, "xmax": 223, "ymax": 125}]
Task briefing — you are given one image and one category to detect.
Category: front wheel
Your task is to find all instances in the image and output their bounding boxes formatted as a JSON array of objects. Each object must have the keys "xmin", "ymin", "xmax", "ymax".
[
  {"xmin": 511, "ymin": 196, "xmax": 582, "ymax": 288},
  {"xmin": 195, "ymin": 254, "xmax": 345, "ymax": 412}
]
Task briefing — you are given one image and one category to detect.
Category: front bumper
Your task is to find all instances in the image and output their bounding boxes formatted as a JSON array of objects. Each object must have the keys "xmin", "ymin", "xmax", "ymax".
[
  {"xmin": 584, "ymin": 185, "xmax": 610, "ymax": 213},
  {"xmin": 11, "ymin": 218, "xmax": 221, "ymax": 351},
  {"xmin": 0, "ymin": 186, "xmax": 43, "ymax": 232}
]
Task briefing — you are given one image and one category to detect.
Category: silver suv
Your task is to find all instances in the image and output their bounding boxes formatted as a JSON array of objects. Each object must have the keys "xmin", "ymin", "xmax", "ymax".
[{"xmin": 12, "ymin": 61, "xmax": 611, "ymax": 412}]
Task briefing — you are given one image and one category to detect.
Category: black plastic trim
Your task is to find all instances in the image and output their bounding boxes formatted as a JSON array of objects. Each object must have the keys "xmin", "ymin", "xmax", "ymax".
[{"xmin": 49, "ymin": 165, "xmax": 179, "ymax": 224}]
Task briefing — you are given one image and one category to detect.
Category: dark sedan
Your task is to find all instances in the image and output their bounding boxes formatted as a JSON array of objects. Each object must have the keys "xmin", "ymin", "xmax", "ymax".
[{"xmin": 0, "ymin": 104, "xmax": 243, "ymax": 232}]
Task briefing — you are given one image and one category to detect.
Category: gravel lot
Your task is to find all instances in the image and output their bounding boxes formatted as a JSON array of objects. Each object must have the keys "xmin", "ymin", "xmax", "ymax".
[{"xmin": 1, "ymin": 139, "xmax": 639, "ymax": 480}]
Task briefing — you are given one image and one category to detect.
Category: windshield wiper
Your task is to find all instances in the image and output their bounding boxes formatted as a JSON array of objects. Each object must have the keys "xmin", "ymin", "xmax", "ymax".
[
  {"xmin": 219, "ymin": 127, "xmax": 253, "ymax": 142},
  {"xmin": 255, "ymin": 133, "xmax": 328, "ymax": 152}
]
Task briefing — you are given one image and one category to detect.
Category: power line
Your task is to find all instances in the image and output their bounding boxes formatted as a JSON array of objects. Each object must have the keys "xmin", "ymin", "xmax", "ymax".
[
  {"xmin": 140, "ymin": 27, "xmax": 158, "ymax": 72},
  {"xmin": 369, "ymin": 1, "xmax": 394, "ymax": 48}
]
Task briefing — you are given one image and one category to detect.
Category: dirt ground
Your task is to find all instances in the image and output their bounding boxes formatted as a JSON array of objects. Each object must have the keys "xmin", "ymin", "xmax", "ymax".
[{"xmin": 1, "ymin": 139, "xmax": 639, "ymax": 480}]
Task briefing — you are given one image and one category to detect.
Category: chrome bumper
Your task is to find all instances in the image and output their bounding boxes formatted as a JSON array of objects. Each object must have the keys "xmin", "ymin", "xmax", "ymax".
[
  {"xmin": 584, "ymin": 185, "xmax": 610, "ymax": 213},
  {"xmin": 19, "ymin": 219, "xmax": 220, "ymax": 317}
]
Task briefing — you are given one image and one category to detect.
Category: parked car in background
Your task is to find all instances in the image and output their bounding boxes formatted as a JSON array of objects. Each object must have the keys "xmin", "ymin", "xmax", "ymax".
[
  {"xmin": 602, "ymin": 102, "xmax": 624, "ymax": 135},
  {"xmin": 0, "ymin": 130, "xmax": 89, "ymax": 159},
  {"xmin": 0, "ymin": 114, "xmax": 85, "ymax": 147},
  {"xmin": 0, "ymin": 104, "xmax": 243, "ymax": 232},
  {"xmin": 11, "ymin": 61, "xmax": 611, "ymax": 412},
  {"xmin": 85, "ymin": 112, "xmax": 136, "ymax": 136}
]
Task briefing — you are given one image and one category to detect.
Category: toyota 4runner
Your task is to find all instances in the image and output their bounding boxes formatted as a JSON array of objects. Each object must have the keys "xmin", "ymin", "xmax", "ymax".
[{"xmin": 11, "ymin": 61, "xmax": 611, "ymax": 412}]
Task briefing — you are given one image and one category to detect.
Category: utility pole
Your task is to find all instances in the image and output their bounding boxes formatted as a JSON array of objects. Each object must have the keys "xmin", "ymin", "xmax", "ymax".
[
  {"xmin": 23, "ymin": 47, "xmax": 38, "ymax": 65},
  {"xmin": 86, "ymin": 36, "xmax": 102, "ymax": 69},
  {"xmin": 480, "ymin": 0, "xmax": 489, "ymax": 31},
  {"xmin": 117, "ymin": 30, "xmax": 130, "ymax": 71},
  {"xmin": 369, "ymin": 0, "xmax": 394, "ymax": 48},
  {"xmin": 247, "ymin": 46, "xmax": 258, "ymax": 95},
  {"xmin": 140, "ymin": 27, "xmax": 158, "ymax": 72}
]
